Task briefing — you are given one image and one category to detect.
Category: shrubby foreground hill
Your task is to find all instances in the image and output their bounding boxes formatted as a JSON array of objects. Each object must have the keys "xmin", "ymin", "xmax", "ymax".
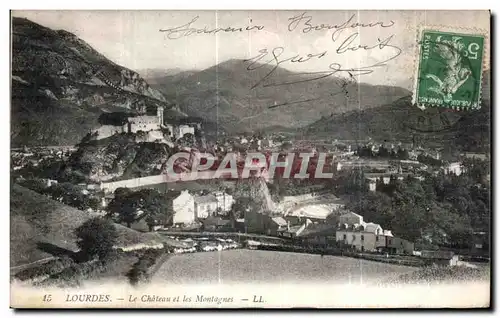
[{"xmin": 10, "ymin": 184, "xmax": 165, "ymax": 268}]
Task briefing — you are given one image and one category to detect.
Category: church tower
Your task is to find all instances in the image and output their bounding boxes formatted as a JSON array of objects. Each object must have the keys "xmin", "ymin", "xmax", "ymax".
[{"xmin": 157, "ymin": 106, "xmax": 164, "ymax": 126}]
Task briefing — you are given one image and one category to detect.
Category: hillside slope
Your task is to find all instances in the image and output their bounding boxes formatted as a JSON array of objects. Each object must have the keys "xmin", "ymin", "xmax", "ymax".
[
  {"xmin": 10, "ymin": 184, "xmax": 165, "ymax": 268},
  {"xmin": 11, "ymin": 17, "xmax": 182, "ymax": 146},
  {"xmin": 305, "ymin": 71, "xmax": 491, "ymax": 152},
  {"xmin": 151, "ymin": 59, "xmax": 410, "ymax": 133}
]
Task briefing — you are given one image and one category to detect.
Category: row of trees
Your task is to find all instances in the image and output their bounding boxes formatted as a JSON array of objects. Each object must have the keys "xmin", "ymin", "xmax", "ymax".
[
  {"xmin": 416, "ymin": 154, "xmax": 443, "ymax": 167},
  {"xmin": 357, "ymin": 145, "xmax": 409, "ymax": 160},
  {"xmin": 19, "ymin": 179, "xmax": 101, "ymax": 211}
]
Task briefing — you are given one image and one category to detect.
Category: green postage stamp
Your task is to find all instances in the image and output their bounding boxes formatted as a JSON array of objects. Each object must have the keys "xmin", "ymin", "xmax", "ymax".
[{"xmin": 414, "ymin": 29, "xmax": 486, "ymax": 110}]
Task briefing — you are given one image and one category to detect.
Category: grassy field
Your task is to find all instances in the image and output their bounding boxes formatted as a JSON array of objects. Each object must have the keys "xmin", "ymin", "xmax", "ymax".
[
  {"xmin": 382, "ymin": 264, "xmax": 491, "ymax": 286},
  {"xmin": 153, "ymin": 249, "xmax": 417, "ymax": 284},
  {"xmin": 10, "ymin": 184, "xmax": 169, "ymax": 269}
]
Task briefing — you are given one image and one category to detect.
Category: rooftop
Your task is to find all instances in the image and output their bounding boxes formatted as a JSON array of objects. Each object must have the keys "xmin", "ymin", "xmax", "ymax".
[
  {"xmin": 364, "ymin": 222, "xmax": 383, "ymax": 234},
  {"xmin": 279, "ymin": 225, "xmax": 303, "ymax": 234},
  {"xmin": 271, "ymin": 217, "xmax": 287, "ymax": 226},
  {"xmin": 298, "ymin": 224, "xmax": 337, "ymax": 238}
]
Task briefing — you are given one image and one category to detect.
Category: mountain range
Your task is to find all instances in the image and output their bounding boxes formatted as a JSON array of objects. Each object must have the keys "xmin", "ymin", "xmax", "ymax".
[
  {"xmin": 11, "ymin": 17, "xmax": 183, "ymax": 147},
  {"xmin": 147, "ymin": 59, "xmax": 411, "ymax": 133},
  {"xmin": 304, "ymin": 71, "xmax": 491, "ymax": 153},
  {"xmin": 11, "ymin": 17, "xmax": 490, "ymax": 153}
]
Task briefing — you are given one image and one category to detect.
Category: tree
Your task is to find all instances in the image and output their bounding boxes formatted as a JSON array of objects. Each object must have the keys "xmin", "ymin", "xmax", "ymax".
[
  {"xmin": 462, "ymin": 157, "xmax": 490, "ymax": 184},
  {"xmin": 378, "ymin": 146, "xmax": 390, "ymax": 158},
  {"xmin": 346, "ymin": 191, "xmax": 395, "ymax": 230},
  {"xmin": 108, "ymin": 191, "xmax": 137, "ymax": 228},
  {"xmin": 107, "ymin": 188, "xmax": 172, "ymax": 230},
  {"xmin": 230, "ymin": 197, "xmax": 258, "ymax": 220},
  {"xmin": 74, "ymin": 217, "xmax": 118, "ymax": 261},
  {"xmin": 338, "ymin": 169, "xmax": 368, "ymax": 194},
  {"xmin": 397, "ymin": 148, "xmax": 409, "ymax": 160},
  {"xmin": 133, "ymin": 189, "xmax": 171, "ymax": 231}
]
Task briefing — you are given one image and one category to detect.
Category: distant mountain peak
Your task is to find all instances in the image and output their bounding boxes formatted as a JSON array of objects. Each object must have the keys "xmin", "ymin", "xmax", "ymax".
[{"xmin": 216, "ymin": 58, "xmax": 248, "ymax": 67}]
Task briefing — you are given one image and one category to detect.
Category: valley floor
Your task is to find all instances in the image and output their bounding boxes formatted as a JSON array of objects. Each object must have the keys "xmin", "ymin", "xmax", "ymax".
[{"xmin": 152, "ymin": 249, "xmax": 417, "ymax": 285}]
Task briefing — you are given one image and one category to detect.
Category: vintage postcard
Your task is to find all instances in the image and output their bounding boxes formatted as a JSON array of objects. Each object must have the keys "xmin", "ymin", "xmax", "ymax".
[{"xmin": 10, "ymin": 10, "xmax": 491, "ymax": 309}]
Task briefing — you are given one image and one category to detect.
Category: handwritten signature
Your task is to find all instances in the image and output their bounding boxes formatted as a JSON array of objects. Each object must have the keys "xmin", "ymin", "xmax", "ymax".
[
  {"xmin": 244, "ymin": 33, "xmax": 402, "ymax": 92},
  {"xmin": 159, "ymin": 16, "xmax": 265, "ymax": 40}
]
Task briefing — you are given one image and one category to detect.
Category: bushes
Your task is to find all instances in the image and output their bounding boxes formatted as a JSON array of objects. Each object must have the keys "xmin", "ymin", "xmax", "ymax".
[
  {"xmin": 126, "ymin": 249, "xmax": 165, "ymax": 286},
  {"xmin": 74, "ymin": 218, "xmax": 119, "ymax": 261},
  {"xmin": 14, "ymin": 256, "xmax": 75, "ymax": 282},
  {"xmin": 385, "ymin": 265, "xmax": 490, "ymax": 285}
]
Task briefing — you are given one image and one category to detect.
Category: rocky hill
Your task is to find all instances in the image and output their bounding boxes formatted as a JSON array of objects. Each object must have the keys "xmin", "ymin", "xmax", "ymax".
[
  {"xmin": 11, "ymin": 17, "xmax": 182, "ymax": 146},
  {"xmin": 62, "ymin": 134, "xmax": 176, "ymax": 183},
  {"xmin": 149, "ymin": 59, "xmax": 410, "ymax": 134}
]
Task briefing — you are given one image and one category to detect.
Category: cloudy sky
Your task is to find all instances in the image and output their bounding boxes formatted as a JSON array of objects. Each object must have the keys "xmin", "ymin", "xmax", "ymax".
[{"xmin": 12, "ymin": 10, "xmax": 489, "ymax": 88}]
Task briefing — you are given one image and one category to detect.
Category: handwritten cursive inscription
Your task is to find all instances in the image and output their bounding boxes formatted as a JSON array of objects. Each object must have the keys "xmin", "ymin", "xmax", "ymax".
[
  {"xmin": 287, "ymin": 12, "xmax": 395, "ymax": 41},
  {"xmin": 336, "ymin": 33, "xmax": 397, "ymax": 54},
  {"xmin": 244, "ymin": 34, "xmax": 402, "ymax": 91},
  {"xmin": 160, "ymin": 16, "xmax": 265, "ymax": 40},
  {"xmin": 245, "ymin": 48, "xmax": 328, "ymax": 89}
]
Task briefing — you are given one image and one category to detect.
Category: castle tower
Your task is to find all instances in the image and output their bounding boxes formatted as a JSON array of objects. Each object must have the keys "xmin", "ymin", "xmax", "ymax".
[{"xmin": 157, "ymin": 106, "xmax": 164, "ymax": 126}]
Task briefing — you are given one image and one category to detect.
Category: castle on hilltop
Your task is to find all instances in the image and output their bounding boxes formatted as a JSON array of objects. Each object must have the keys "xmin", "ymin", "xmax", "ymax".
[{"xmin": 90, "ymin": 105, "xmax": 197, "ymax": 144}]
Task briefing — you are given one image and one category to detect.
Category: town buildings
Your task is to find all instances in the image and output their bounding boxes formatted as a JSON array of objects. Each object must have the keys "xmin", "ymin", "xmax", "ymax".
[
  {"xmin": 294, "ymin": 223, "xmax": 337, "ymax": 246},
  {"xmin": 334, "ymin": 212, "xmax": 414, "ymax": 253},
  {"xmin": 335, "ymin": 223, "xmax": 388, "ymax": 252},
  {"xmin": 365, "ymin": 173, "xmax": 406, "ymax": 191},
  {"xmin": 171, "ymin": 190, "xmax": 234, "ymax": 225},
  {"xmin": 385, "ymin": 236, "xmax": 415, "ymax": 255}
]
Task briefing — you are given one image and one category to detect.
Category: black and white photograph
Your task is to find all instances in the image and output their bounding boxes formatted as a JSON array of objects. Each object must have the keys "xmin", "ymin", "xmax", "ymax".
[{"xmin": 9, "ymin": 9, "xmax": 491, "ymax": 308}]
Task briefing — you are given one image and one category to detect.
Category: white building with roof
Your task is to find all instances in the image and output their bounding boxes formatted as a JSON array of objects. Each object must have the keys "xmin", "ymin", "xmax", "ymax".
[
  {"xmin": 194, "ymin": 194, "xmax": 218, "ymax": 219},
  {"xmin": 335, "ymin": 212, "xmax": 409, "ymax": 253},
  {"xmin": 339, "ymin": 212, "xmax": 364, "ymax": 226},
  {"xmin": 172, "ymin": 190, "xmax": 195, "ymax": 225},
  {"xmin": 175, "ymin": 125, "xmax": 195, "ymax": 139},
  {"xmin": 214, "ymin": 191, "xmax": 234, "ymax": 214},
  {"xmin": 444, "ymin": 162, "xmax": 463, "ymax": 176}
]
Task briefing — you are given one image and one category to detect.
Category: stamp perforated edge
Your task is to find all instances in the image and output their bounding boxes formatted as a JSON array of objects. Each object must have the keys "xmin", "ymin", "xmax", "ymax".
[{"xmin": 411, "ymin": 24, "xmax": 490, "ymax": 111}]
